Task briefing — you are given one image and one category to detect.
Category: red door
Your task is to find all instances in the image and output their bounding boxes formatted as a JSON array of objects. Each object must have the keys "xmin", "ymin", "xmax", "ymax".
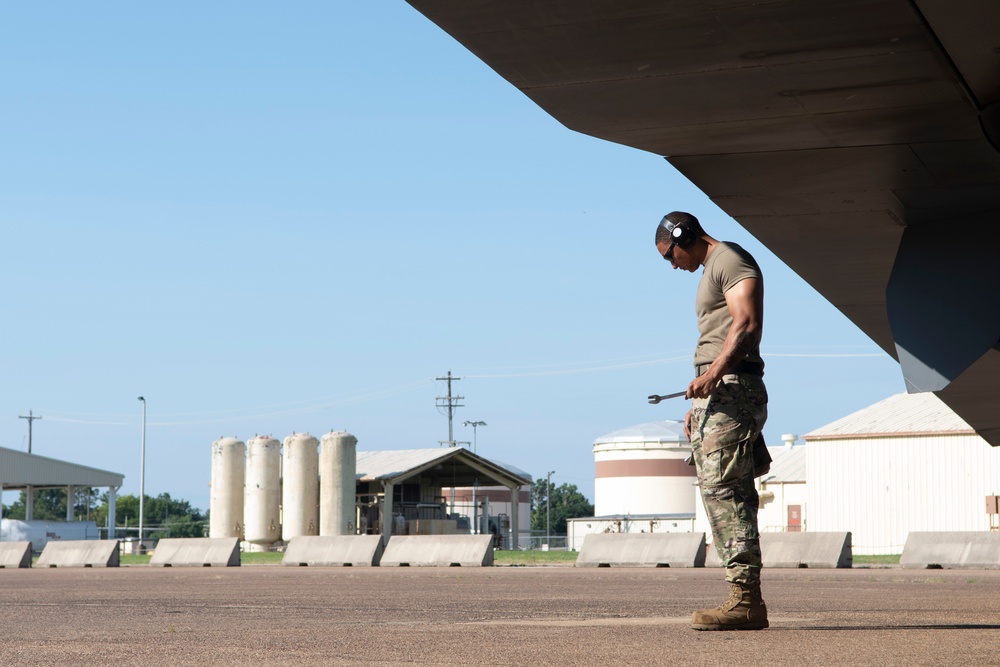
[{"xmin": 787, "ymin": 505, "xmax": 802, "ymax": 532}]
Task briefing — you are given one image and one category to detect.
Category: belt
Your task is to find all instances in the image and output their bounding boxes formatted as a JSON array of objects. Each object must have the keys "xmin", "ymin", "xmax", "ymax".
[{"xmin": 696, "ymin": 359, "xmax": 764, "ymax": 377}]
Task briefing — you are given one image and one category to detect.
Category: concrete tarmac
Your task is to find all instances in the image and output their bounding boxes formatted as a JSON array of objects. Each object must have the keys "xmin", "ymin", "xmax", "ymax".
[{"xmin": 2, "ymin": 565, "xmax": 999, "ymax": 666}]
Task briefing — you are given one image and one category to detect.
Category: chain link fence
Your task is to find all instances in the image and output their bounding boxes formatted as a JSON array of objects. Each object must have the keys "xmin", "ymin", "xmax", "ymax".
[{"xmin": 523, "ymin": 533, "xmax": 569, "ymax": 550}]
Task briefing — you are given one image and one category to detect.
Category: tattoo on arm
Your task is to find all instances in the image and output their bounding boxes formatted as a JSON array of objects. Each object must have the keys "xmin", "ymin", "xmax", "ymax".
[{"xmin": 731, "ymin": 330, "xmax": 758, "ymax": 361}]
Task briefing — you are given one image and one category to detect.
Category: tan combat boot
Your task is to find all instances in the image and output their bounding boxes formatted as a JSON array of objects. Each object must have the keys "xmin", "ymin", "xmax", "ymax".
[{"xmin": 690, "ymin": 582, "xmax": 769, "ymax": 631}]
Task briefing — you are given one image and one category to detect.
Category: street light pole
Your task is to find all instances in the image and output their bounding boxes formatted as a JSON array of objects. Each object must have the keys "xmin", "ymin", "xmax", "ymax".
[
  {"xmin": 462, "ymin": 420, "xmax": 486, "ymax": 454},
  {"xmin": 137, "ymin": 396, "xmax": 146, "ymax": 552},
  {"xmin": 461, "ymin": 421, "xmax": 487, "ymax": 535},
  {"xmin": 546, "ymin": 470, "xmax": 555, "ymax": 549}
]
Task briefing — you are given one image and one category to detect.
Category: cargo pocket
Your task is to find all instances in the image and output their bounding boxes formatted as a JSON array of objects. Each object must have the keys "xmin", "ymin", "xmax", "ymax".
[{"xmin": 699, "ymin": 376, "xmax": 755, "ymax": 487}]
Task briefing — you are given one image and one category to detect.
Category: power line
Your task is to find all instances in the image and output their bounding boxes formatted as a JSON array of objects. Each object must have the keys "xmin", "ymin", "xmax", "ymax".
[{"xmin": 37, "ymin": 379, "xmax": 432, "ymax": 427}]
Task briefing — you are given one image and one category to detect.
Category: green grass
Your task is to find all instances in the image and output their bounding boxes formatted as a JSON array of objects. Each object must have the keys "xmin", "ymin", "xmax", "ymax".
[
  {"xmin": 116, "ymin": 549, "xmax": 576, "ymax": 566},
  {"xmin": 119, "ymin": 554, "xmax": 152, "ymax": 565},
  {"xmin": 494, "ymin": 550, "xmax": 578, "ymax": 566},
  {"xmin": 116, "ymin": 552, "xmax": 284, "ymax": 565},
  {"xmin": 853, "ymin": 554, "xmax": 900, "ymax": 565},
  {"xmin": 41, "ymin": 547, "xmax": 902, "ymax": 568},
  {"xmin": 240, "ymin": 551, "xmax": 284, "ymax": 565}
]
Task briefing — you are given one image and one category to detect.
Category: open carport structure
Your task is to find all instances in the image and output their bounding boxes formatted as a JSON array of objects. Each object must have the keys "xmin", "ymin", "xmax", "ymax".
[
  {"xmin": 354, "ymin": 448, "xmax": 531, "ymax": 548},
  {"xmin": 0, "ymin": 446, "xmax": 123, "ymax": 536}
]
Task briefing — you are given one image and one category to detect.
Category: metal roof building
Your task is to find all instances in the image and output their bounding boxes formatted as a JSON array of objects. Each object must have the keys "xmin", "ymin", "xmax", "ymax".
[
  {"xmin": 694, "ymin": 441, "xmax": 811, "ymax": 540},
  {"xmin": 804, "ymin": 393, "xmax": 1000, "ymax": 555},
  {"xmin": 761, "ymin": 445, "xmax": 807, "ymax": 486},
  {"xmin": 0, "ymin": 446, "xmax": 123, "ymax": 536},
  {"xmin": 757, "ymin": 445, "xmax": 808, "ymax": 534},
  {"xmin": 356, "ymin": 449, "xmax": 530, "ymax": 487},
  {"xmin": 353, "ymin": 448, "xmax": 532, "ymax": 549},
  {"xmin": 806, "ymin": 392, "xmax": 975, "ymax": 439}
]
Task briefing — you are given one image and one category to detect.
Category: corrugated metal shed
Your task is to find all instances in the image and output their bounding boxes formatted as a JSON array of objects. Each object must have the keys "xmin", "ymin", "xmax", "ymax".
[
  {"xmin": 0, "ymin": 447, "xmax": 123, "ymax": 489},
  {"xmin": 804, "ymin": 392, "xmax": 1000, "ymax": 555},
  {"xmin": 760, "ymin": 446, "xmax": 806, "ymax": 485},
  {"xmin": 356, "ymin": 448, "xmax": 531, "ymax": 487},
  {"xmin": 804, "ymin": 392, "xmax": 974, "ymax": 440}
]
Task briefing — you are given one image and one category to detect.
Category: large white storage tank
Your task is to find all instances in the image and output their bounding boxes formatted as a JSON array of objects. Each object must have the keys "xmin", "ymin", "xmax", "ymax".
[
  {"xmin": 320, "ymin": 431, "xmax": 357, "ymax": 536},
  {"xmin": 593, "ymin": 421, "xmax": 696, "ymax": 516},
  {"xmin": 281, "ymin": 433, "xmax": 319, "ymax": 541},
  {"xmin": 210, "ymin": 437, "xmax": 246, "ymax": 539},
  {"xmin": 244, "ymin": 435, "xmax": 281, "ymax": 545}
]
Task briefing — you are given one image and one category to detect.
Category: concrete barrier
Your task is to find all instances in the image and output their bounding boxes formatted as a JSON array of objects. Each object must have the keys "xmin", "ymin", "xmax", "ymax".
[
  {"xmin": 901, "ymin": 532, "xmax": 1000, "ymax": 569},
  {"xmin": 575, "ymin": 533, "xmax": 706, "ymax": 567},
  {"xmin": 761, "ymin": 532, "xmax": 852, "ymax": 568},
  {"xmin": 149, "ymin": 538, "xmax": 241, "ymax": 567},
  {"xmin": 705, "ymin": 532, "xmax": 853, "ymax": 568},
  {"xmin": 37, "ymin": 540, "xmax": 120, "ymax": 568},
  {"xmin": 282, "ymin": 535, "xmax": 384, "ymax": 567},
  {"xmin": 379, "ymin": 535, "xmax": 494, "ymax": 567},
  {"xmin": 0, "ymin": 541, "xmax": 33, "ymax": 568}
]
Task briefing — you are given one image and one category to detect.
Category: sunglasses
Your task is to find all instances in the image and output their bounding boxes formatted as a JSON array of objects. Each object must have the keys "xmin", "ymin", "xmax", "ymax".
[{"xmin": 662, "ymin": 242, "xmax": 676, "ymax": 262}]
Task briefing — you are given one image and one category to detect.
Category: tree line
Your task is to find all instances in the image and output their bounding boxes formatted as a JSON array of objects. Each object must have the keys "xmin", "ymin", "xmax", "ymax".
[
  {"xmin": 529, "ymin": 478, "xmax": 593, "ymax": 535},
  {"xmin": 2, "ymin": 489, "xmax": 206, "ymax": 539}
]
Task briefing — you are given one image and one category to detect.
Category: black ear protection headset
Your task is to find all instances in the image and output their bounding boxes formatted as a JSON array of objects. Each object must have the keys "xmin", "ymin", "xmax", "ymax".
[
  {"xmin": 667, "ymin": 221, "xmax": 697, "ymax": 249},
  {"xmin": 659, "ymin": 215, "xmax": 698, "ymax": 252}
]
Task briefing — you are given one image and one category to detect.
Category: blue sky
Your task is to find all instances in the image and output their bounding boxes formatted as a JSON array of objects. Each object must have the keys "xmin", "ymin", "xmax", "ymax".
[{"xmin": 0, "ymin": 4, "xmax": 904, "ymax": 513}]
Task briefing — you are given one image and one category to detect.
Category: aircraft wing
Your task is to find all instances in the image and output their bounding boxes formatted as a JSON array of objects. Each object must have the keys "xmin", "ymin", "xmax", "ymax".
[{"xmin": 406, "ymin": 0, "xmax": 1000, "ymax": 444}]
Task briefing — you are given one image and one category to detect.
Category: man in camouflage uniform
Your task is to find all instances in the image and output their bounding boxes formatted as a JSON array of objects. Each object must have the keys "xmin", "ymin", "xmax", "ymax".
[{"xmin": 655, "ymin": 211, "xmax": 769, "ymax": 631}]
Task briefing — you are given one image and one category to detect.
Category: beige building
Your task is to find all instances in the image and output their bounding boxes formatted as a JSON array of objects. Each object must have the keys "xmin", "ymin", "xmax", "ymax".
[
  {"xmin": 579, "ymin": 393, "xmax": 1000, "ymax": 557},
  {"xmin": 757, "ymin": 443, "xmax": 807, "ymax": 533},
  {"xmin": 805, "ymin": 392, "xmax": 1000, "ymax": 555},
  {"xmin": 693, "ymin": 440, "xmax": 805, "ymax": 543}
]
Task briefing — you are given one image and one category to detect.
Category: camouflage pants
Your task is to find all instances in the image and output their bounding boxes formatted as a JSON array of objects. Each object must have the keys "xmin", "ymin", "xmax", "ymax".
[{"xmin": 690, "ymin": 373, "xmax": 768, "ymax": 585}]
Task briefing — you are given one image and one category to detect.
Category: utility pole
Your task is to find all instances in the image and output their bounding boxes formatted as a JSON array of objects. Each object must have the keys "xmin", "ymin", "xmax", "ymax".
[
  {"xmin": 18, "ymin": 410, "xmax": 42, "ymax": 454},
  {"xmin": 436, "ymin": 371, "xmax": 468, "ymax": 447},
  {"xmin": 546, "ymin": 470, "xmax": 555, "ymax": 548}
]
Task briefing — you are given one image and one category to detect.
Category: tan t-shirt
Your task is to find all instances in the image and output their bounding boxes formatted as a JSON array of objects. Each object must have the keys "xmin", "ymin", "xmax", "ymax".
[{"xmin": 693, "ymin": 241, "xmax": 764, "ymax": 368}]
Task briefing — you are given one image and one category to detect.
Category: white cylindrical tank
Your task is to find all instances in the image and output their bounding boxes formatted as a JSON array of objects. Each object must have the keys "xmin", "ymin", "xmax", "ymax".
[
  {"xmin": 320, "ymin": 431, "xmax": 357, "ymax": 536},
  {"xmin": 244, "ymin": 435, "xmax": 281, "ymax": 545},
  {"xmin": 210, "ymin": 437, "xmax": 245, "ymax": 539},
  {"xmin": 593, "ymin": 421, "xmax": 697, "ymax": 516},
  {"xmin": 282, "ymin": 433, "xmax": 319, "ymax": 541}
]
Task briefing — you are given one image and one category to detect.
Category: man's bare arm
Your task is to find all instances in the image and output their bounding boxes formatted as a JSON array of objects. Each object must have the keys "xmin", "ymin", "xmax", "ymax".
[{"xmin": 686, "ymin": 277, "xmax": 763, "ymax": 399}]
